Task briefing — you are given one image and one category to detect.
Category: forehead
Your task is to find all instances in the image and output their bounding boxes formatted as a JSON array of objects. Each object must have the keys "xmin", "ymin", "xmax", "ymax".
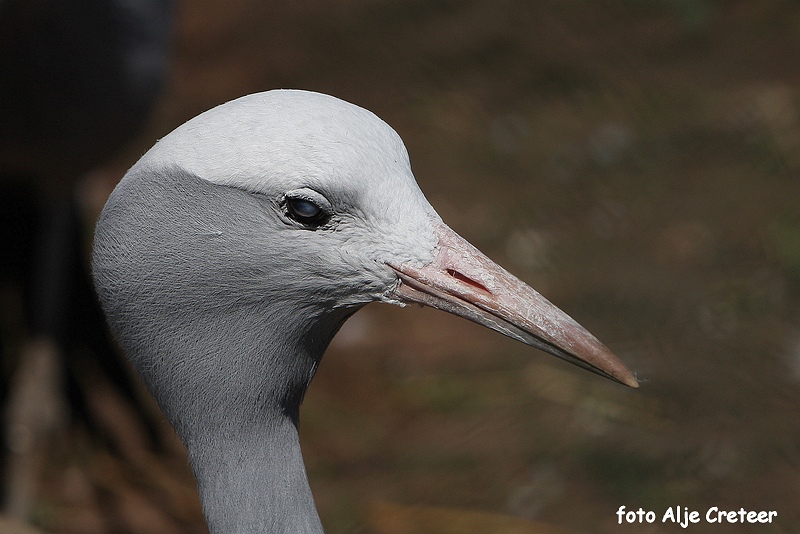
[{"xmin": 145, "ymin": 90, "xmax": 415, "ymax": 198}]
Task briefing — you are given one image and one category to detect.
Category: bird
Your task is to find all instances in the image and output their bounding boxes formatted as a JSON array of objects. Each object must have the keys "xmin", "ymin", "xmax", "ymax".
[
  {"xmin": 91, "ymin": 89, "xmax": 638, "ymax": 533},
  {"xmin": 0, "ymin": 0, "xmax": 174, "ymax": 516}
]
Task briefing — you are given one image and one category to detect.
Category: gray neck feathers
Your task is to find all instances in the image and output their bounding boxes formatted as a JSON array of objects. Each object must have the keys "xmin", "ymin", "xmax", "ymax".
[{"xmin": 93, "ymin": 166, "xmax": 353, "ymax": 532}]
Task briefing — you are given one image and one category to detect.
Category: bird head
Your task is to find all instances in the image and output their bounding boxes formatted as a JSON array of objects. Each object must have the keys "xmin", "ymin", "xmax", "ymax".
[{"xmin": 93, "ymin": 90, "xmax": 636, "ymax": 430}]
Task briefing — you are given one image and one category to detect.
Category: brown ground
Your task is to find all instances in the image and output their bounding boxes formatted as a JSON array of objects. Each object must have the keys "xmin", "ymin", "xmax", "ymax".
[{"xmin": 20, "ymin": 1, "xmax": 800, "ymax": 532}]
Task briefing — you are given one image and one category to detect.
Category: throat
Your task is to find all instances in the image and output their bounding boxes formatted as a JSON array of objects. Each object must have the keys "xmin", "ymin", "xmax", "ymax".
[
  {"xmin": 158, "ymin": 307, "xmax": 359, "ymax": 534},
  {"xmin": 170, "ymin": 339, "xmax": 324, "ymax": 533}
]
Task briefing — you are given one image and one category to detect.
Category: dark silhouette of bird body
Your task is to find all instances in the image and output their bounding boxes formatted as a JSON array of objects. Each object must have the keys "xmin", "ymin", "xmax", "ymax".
[
  {"xmin": 0, "ymin": 0, "xmax": 174, "ymax": 517},
  {"xmin": 92, "ymin": 90, "xmax": 636, "ymax": 532},
  {"xmin": 0, "ymin": 0, "xmax": 174, "ymax": 181}
]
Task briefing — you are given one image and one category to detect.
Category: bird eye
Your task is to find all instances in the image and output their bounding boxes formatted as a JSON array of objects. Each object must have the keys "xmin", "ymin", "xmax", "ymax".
[{"xmin": 285, "ymin": 196, "xmax": 327, "ymax": 226}]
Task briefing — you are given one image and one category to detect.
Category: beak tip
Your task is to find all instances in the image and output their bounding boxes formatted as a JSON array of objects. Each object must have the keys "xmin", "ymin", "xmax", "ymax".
[{"xmin": 618, "ymin": 371, "xmax": 640, "ymax": 389}]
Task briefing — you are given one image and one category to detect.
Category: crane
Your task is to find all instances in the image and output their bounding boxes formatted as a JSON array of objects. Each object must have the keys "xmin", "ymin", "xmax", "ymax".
[{"xmin": 92, "ymin": 89, "xmax": 637, "ymax": 533}]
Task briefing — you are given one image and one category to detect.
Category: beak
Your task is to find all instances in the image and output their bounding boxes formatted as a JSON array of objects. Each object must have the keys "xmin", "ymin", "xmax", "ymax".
[{"xmin": 388, "ymin": 222, "xmax": 638, "ymax": 388}]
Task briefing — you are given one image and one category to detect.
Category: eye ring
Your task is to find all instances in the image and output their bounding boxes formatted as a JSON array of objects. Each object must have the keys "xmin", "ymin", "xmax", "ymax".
[{"xmin": 282, "ymin": 189, "xmax": 331, "ymax": 227}]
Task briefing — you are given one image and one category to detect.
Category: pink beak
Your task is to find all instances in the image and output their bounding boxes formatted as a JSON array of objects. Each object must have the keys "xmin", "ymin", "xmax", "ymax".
[{"xmin": 389, "ymin": 223, "xmax": 638, "ymax": 388}]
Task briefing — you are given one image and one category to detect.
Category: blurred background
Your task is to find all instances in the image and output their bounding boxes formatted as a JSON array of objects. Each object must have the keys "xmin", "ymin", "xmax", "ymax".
[{"xmin": 1, "ymin": 0, "xmax": 799, "ymax": 532}]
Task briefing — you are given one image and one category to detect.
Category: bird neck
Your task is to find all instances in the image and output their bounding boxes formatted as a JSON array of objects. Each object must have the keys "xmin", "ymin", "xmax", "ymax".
[
  {"xmin": 149, "ymin": 305, "xmax": 355, "ymax": 533},
  {"xmin": 188, "ymin": 414, "xmax": 323, "ymax": 533}
]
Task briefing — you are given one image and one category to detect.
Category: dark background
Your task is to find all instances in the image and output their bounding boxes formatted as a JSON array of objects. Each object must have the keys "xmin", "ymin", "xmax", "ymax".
[{"xmin": 10, "ymin": 1, "xmax": 800, "ymax": 532}]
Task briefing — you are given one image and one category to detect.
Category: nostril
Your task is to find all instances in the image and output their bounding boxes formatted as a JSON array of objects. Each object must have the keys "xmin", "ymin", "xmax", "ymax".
[{"xmin": 446, "ymin": 268, "xmax": 490, "ymax": 293}]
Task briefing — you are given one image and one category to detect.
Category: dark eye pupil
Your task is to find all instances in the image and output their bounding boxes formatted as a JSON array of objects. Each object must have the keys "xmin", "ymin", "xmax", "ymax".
[{"xmin": 287, "ymin": 197, "xmax": 323, "ymax": 223}]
